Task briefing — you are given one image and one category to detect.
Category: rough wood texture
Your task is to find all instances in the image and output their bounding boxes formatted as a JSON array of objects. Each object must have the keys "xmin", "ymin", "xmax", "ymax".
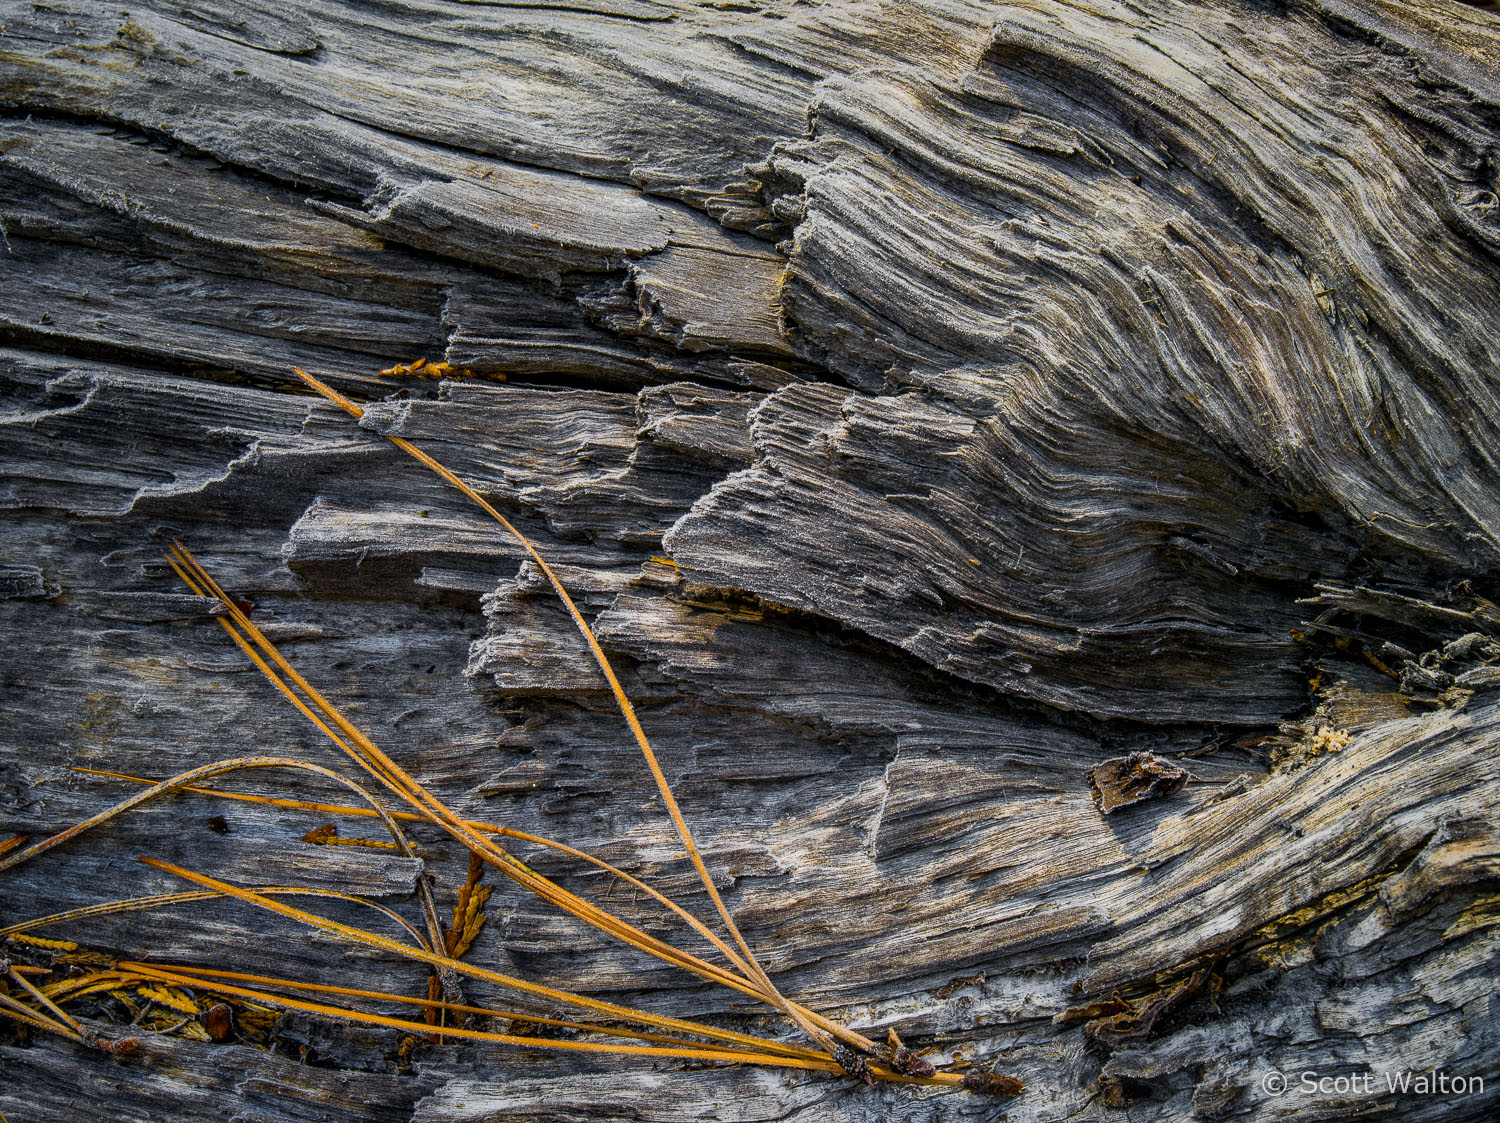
[{"xmin": 3, "ymin": 1, "xmax": 1499, "ymax": 1119}]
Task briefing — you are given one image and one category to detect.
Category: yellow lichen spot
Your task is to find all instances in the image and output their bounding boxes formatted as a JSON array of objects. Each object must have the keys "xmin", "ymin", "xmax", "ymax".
[
  {"xmin": 1310, "ymin": 725, "xmax": 1351, "ymax": 754},
  {"xmin": 117, "ymin": 19, "xmax": 156, "ymax": 47},
  {"xmin": 55, "ymin": 950, "xmax": 116, "ymax": 967},
  {"xmin": 137, "ymin": 983, "xmax": 201, "ymax": 1015},
  {"xmin": 301, "ymin": 822, "xmax": 399, "ymax": 851},
  {"xmin": 47, "ymin": 977, "xmax": 128, "ymax": 1003},
  {"xmin": 178, "ymin": 1019, "xmax": 212, "ymax": 1042},
  {"xmin": 108, "ymin": 989, "xmax": 141, "ymax": 1016},
  {"xmin": 378, "ymin": 358, "xmax": 501, "ymax": 381},
  {"xmin": 302, "ymin": 823, "xmax": 338, "ymax": 845}
]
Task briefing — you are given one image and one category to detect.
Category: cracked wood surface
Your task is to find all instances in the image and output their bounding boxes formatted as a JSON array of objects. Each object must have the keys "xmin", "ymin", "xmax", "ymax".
[{"xmin": 2, "ymin": 1, "xmax": 1499, "ymax": 1120}]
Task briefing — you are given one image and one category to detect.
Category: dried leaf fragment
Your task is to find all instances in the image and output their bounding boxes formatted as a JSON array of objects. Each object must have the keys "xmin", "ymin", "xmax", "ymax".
[
  {"xmin": 201, "ymin": 1003, "xmax": 234, "ymax": 1042},
  {"xmin": 962, "ymin": 1069, "xmax": 1025, "ymax": 1095},
  {"xmin": 1078, "ymin": 969, "xmax": 1211, "ymax": 1046},
  {"xmin": 1086, "ymin": 751, "xmax": 1190, "ymax": 814}
]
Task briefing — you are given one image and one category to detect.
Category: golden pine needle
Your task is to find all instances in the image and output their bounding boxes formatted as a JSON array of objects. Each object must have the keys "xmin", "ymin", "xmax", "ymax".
[
  {"xmin": 0, "ymin": 989, "xmax": 85, "ymax": 1043},
  {"xmin": 120, "ymin": 960, "xmax": 846, "ymax": 1072},
  {"xmin": 139, "ymin": 856, "xmax": 827, "ymax": 1062},
  {"xmin": 70, "ymin": 767, "xmax": 745, "ymax": 970},
  {"xmin": 288, "ymin": 367, "xmax": 873, "ymax": 1066},
  {"xmin": 0, "ymin": 747, "xmax": 451, "ymax": 1035},
  {"xmin": 2, "ymin": 887, "xmax": 430, "ymax": 950},
  {"xmin": 162, "ymin": 545, "xmax": 782, "ymax": 1005},
  {"xmin": 162, "ymin": 551, "xmax": 453, "ymax": 970},
  {"xmin": 1, "ymin": 756, "xmax": 412, "ymax": 881},
  {"xmin": 4, "ymin": 961, "xmax": 84, "ymax": 1036},
  {"xmin": 121, "ymin": 961, "xmax": 808, "ymax": 1056},
  {"xmin": 169, "ymin": 540, "xmax": 893, "ymax": 1067}
]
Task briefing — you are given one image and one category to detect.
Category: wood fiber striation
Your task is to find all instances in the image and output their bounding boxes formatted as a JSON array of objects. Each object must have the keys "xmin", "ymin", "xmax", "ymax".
[{"xmin": 2, "ymin": 0, "xmax": 1498, "ymax": 1119}]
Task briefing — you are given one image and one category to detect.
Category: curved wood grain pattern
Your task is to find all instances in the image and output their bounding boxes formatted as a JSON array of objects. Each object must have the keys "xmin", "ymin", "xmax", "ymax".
[{"xmin": 2, "ymin": 1, "xmax": 1498, "ymax": 1119}]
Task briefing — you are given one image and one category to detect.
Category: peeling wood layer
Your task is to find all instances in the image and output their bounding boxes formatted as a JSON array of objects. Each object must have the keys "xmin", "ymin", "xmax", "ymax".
[{"xmin": 2, "ymin": 1, "xmax": 1499, "ymax": 1120}]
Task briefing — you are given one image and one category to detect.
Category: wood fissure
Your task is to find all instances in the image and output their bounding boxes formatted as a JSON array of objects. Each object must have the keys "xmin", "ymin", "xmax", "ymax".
[{"xmin": 3, "ymin": 0, "xmax": 1499, "ymax": 1119}]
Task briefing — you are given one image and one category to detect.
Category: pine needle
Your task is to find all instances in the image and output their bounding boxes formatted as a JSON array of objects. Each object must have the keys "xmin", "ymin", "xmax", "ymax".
[
  {"xmin": 120, "ymin": 960, "xmax": 809, "ymax": 1056},
  {"xmin": 120, "ymin": 960, "xmax": 845, "ymax": 1071},
  {"xmin": 4, "ymin": 961, "xmax": 84, "ymax": 1036},
  {"xmin": 139, "ymin": 856, "xmax": 841, "ymax": 1063},
  {"xmin": 0, "ymin": 989, "xmax": 85, "ymax": 1043},
  {"xmin": 162, "ymin": 545, "xmax": 787, "ymax": 1008},
  {"xmin": 3, "ymin": 887, "xmax": 430, "ymax": 949},
  {"xmin": 288, "ymin": 367, "xmax": 878, "ymax": 1069},
  {"xmin": 70, "ymin": 767, "xmax": 748, "ymax": 971},
  {"xmin": 0, "ymin": 757, "xmax": 415, "ymax": 882}
]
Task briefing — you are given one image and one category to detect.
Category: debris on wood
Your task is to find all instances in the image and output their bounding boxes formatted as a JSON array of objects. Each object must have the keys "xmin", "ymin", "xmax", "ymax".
[{"xmin": 1086, "ymin": 752, "xmax": 1191, "ymax": 814}]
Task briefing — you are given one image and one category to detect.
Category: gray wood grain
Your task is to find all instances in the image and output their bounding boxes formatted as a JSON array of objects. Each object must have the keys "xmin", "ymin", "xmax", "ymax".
[{"xmin": 3, "ymin": 0, "xmax": 1499, "ymax": 1119}]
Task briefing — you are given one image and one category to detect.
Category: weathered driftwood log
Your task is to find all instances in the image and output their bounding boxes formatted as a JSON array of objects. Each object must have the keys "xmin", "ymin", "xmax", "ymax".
[{"xmin": 2, "ymin": 0, "xmax": 1499, "ymax": 1119}]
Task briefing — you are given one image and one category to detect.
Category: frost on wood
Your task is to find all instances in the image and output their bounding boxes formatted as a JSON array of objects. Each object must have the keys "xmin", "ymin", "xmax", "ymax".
[{"xmin": 2, "ymin": 1, "xmax": 1499, "ymax": 1120}]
